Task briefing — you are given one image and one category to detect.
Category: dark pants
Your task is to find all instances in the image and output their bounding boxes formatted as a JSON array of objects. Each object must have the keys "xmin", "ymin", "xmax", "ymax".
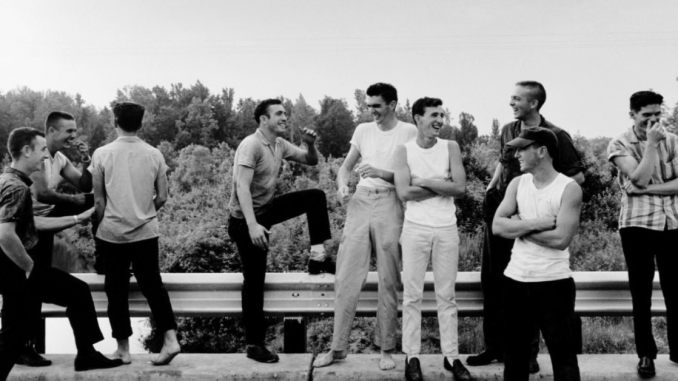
[
  {"xmin": 101, "ymin": 238, "xmax": 177, "ymax": 339},
  {"xmin": 620, "ymin": 227, "xmax": 678, "ymax": 359},
  {"xmin": 0, "ymin": 255, "xmax": 104, "ymax": 381},
  {"xmin": 481, "ymin": 188, "xmax": 539, "ymax": 357},
  {"xmin": 503, "ymin": 277, "xmax": 580, "ymax": 381},
  {"xmin": 228, "ymin": 189, "xmax": 332, "ymax": 346}
]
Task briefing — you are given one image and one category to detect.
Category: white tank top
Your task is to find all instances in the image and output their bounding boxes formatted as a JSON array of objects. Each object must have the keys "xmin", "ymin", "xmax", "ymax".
[
  {"xmin": 504, "ymin": 173, "xmax": 574, "ymax": 282},
  {"xmin": 404, "ymin": 138, "xmax": 457, "ymax": 227}
]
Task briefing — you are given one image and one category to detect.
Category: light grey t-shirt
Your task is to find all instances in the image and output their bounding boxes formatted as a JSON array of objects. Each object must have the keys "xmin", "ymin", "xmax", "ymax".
[
  {"xmin": 90, "ymin": 136, "xmax": 168, "ymax": 243},
  {"xmin": 229, "ymin": 129, "xmax": 306, "ymax": 219}
]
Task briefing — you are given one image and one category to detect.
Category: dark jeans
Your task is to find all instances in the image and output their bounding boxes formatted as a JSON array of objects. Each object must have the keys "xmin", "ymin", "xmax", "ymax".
[
  {"xmin": 503, "ymin": 277, "xmax": 580, "ymax": 381},
  {"xmin": 620, "ymin": 227, "xmax": 678, "ymax": 359},
  {"xmin": 0, "ymin": 254, "xmax": 104, "ymax": 381},
  {"xmin": 100, "ymin": 238, "xmax": 177, "ymax": 339},
  {"xmin": 228, "ymin": 189, "xmax": 332, "ymax": 345},
  {"xmin": 481, "ymin": 188, "xmax": 539, "ymax": 357}
]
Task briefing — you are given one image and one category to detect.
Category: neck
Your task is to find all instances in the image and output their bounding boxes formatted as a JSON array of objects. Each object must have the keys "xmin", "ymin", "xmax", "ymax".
[
  {"xmin": 376, "ymin": 114, "xmax": 398, "ymax": 131},
  {"xmin": 10, "ymin": 161, "xmax": 31, "ymax": 176},
  {"xmin": 416, "ymin": 132, "xmax": 436, "ymax": 149},
  {"xmin": 520, "ymin": 112, "xmax": 542, "ymax": 130},
  {"xmin": 258, "ymin": 126, "xmax": 278, "ymax": 145},
  {"xmin": 633, "ymin": 125, "xmax": 647, "ymax": 141},
  {"xmin": 46, "ymin": 139, "xmax": 59, "ymax": 157},
  {"xmin": 529, "ymin": 162, "xmax": 558, "ymax": 188},
  {"xmin": 116, "ymin": 128, "xmax": 138, "ymax": 137}
]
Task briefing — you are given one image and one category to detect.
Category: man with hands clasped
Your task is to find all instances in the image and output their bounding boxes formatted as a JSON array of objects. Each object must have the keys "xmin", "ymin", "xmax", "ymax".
[{"xmin": 228, "ymin": 98, "xmax": 333, "ymax": 363}]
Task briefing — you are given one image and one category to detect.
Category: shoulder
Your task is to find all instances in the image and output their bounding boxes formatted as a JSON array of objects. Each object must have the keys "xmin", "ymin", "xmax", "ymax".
[
  {"xmin": 354, "ymin": 122, "xmax": 374, "ymax": 133},
  {"xmin": 563, "ymin": 180, "xmax": 583, "ymax": 202},
  {"xmin": 500, "ymin": 121, "xmax": 517, "ymax": 133},
  {"xmin": 54, "ymin": 151, "xmax": 72, "ymax": 164},
  {"xmin": 237, "ymin": 134, "xmax": 262, "ymax": 151}
]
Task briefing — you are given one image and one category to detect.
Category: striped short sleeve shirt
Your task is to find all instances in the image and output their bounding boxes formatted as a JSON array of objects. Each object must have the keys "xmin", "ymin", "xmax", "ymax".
[{"xmin": 607, "ymin": 128, "xmax": 678, "ymax": 231}]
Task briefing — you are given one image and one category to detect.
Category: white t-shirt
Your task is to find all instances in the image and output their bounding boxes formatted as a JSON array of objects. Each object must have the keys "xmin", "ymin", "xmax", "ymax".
[
  {"xmin": 350, "ymin": 121, "xmax": 417, "ymax": 189},
  {"xmin": 32, "ymin": 151, "xmax": 71, "ymax": 217},
  {"xmin": 504, "ymin": 173, "xmax": 574, "ymax": 282}
]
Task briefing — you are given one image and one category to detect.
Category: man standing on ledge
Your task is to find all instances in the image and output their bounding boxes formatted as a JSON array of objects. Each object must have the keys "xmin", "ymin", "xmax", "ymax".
[
  {"xmin": 608, "ymin": 91, "xmax": 678, "ymax": 378},
  {"xmin": 228, "ymin": 98, "xmax": 333, "ymax": 363},
  {"xmin": 468, "ymin": 81, "xmax": 585, "ymax": 373},
  {"xmin": 314, "ymin": 83, "xmax": 417, "ymax": 370},
  {"xmin": 494, "ymin": 127, "xmax": 582, "ymax": 381}
]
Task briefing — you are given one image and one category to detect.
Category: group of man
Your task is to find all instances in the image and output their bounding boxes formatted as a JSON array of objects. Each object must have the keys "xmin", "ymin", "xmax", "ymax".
[{"xmin": 0, "ymin": 81, "xmax": 675, "ymax": 381}]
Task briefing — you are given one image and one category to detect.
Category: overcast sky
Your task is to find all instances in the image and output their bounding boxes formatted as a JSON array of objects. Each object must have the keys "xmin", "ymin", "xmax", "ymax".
[{"xmin": 1, "ymin": 0, "xmax": 677, "ymax": 138}]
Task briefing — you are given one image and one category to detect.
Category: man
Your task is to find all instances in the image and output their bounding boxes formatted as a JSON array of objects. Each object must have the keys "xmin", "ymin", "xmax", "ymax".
[
  {"xmin": 393, "ymin": 97, "xmax": 471, "ymax": 381},
  {"xmin": 314, "ymin": 83, "xmax": 417, "ymax": 370},
  {"xmin": 494, "ymin": 127, "xmax": 583, "ymax": 381},
  {"xmin": 468, "ymin": 81, "xmax": 585, "ymax": 372},
  {"xmin": 0, "ymin": 127, "xmax": 123, "ymax": 381},
  {"xmin": 16, "ymin": 111, "xmax": 96, "ymax": 367},
  {"xmin": 92, "ymin": 102, "xmax": 180, "ymax": 366},
  {"xmin": 228, "ymin": 98, "xmax": 333, "ymax": 363},
  {"xmin": 607, "ymin": 90, "xmax": 678, "ymax": 378}
]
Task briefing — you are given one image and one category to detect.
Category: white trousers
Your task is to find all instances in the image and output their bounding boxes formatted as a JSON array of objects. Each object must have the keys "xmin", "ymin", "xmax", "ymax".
[{"xmin": 401, "ymin": 220, "xmax": 460, "ymax": 358}]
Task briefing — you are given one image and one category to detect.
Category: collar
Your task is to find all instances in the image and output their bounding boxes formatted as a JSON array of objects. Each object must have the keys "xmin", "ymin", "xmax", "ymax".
[
  {"xmin": 255, "ymin": 129, "xmax": 279, "ymax": 147},
  {"xmin": 115, "ymin": 136, "xmax": 142, "ymax": 143},
  {"xmin": 512, "ymin": 114, "xmax": 548, "ymax": 131},
  {"xmin": 4, "ymin": 167, "xmax": 33, "ymax": 186},
  {"xmin": 627, "ymin": 126, "xmax": 665, "ymax": 145}
]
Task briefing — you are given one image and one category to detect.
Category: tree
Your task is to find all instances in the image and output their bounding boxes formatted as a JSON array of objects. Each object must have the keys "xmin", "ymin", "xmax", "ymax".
[
  {"xmin": 491, "ymin": 119, "xmax": 500, "ymax": 142},
  {"xmin": 354, "ymin": 89, "xmax": 373, "ymax": 124},
  {"xmin": 289, "ymin": 94, "xmax": 317, "ymax": 145},
  {"xmin": 174, "ymin": 97, "xmax": 220, "ymax": 150},
  {"xmin": 456, "ymin": 112, "xmax": 478, "ymax": 150},
  {"xmin": 314, "ymin": 97, "xmax": 355, "ymax": 158}
]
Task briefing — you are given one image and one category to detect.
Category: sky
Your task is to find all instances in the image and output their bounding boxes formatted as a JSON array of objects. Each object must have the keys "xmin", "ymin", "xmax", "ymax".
[{"xmin": 1, "ymin": 0, "xmax": 677, "ymax": 138}]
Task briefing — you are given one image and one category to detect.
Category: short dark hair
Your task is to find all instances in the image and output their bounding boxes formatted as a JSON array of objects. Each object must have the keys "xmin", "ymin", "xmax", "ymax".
[
  {"xmin": 113, "ymin": 102, "xmax": 145, "ymax": 132},
  {"xmin": 8, "ymin": 127, "xmax": 45, "ymax": 160},
  {"xmin": 411, "ymin": 97, "xmax": 443, "ymax": 125},
  {"xmin": 366, "ymin": 83, "xmax": 398, "ymax": 105},
  {"xmin": 254, "ymin": 99, "xmax": 283, "ymax": 124},
  {"xmin": 516, "ymin": 81, "xmax": 547, "ymax": 111},
  {"xmin": 45, "ymin": 111, "xmax": 75, "ymax": 135},
  {"xmin": 630, "ymin": 91, "xmax": 663, "ymax": 112}
]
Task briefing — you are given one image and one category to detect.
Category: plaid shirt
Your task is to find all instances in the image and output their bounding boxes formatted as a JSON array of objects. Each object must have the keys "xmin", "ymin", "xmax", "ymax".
[
  {"xmin": 607, "ymin": 128, "xmax": 678, "ymax": 231},
  {"xmin": 0, "ymin": 167, "xmax": 38, "ymax": 251}
]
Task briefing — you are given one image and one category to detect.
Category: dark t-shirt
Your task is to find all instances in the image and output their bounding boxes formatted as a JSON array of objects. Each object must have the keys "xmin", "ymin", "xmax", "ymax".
[
  {"xmin": 497, "ymin": 115, "xmax": 585, "ymax": 193},
  {"xmin": 0, "ymin": 168, "xmax": 38, "ymax": 252}
]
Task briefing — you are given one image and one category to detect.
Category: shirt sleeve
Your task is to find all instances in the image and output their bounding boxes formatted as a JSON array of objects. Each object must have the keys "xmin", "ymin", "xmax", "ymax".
[
  {"xmin": 607, "ymin": 136, "xmax": 632, "ymax": 162},
  {"xmin": 348, "ymin": 124, "xmax": 364, "ymax": 153},
  {"xmin": 0, "ymin": 187, "xmax": 28, "ymax": 223},
  {"xmin": 282, "ymin": 139, "xmax": 307, "ymax": 162},
  {"xmin": 90, "ymin": 150, "xmax": 104, "ymax": 180},
  {"xmin": 154, "ymin": 150, "xmax": 169, "ymax": 179},
  {"xmin": 235, "ymin": 139, "xmax": 259, "ymax": 169},
  {"xmin": 555, "ymin": 130, "xmax": 586, "ymax": 177}
]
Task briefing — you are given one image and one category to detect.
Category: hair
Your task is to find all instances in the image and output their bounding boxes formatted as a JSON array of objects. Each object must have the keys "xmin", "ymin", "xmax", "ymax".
[
  {"xmin": 44, "ymin": 111, "xmax": 75, "ymax": 134},
  {"xmin": 411, "ymin": 97, "xmax": 443, "ymax": 125},
  {"xmin": 516, "ymin": 80, "xmax": 547, "ymax": 111},
  {"xmin": 366, "ymin": 83, "xmax": 398, "ymax": 105},
  {"xmin": 254, "ymin": 99, "xmax": 283, "ymax": 124},
  {"xmin": 8, "ymin": 127, "xmax": 45, "ymax": 160},
  {"xmin": 630, "ymin": 91, "xmax": 664, "ymax": 112},
  {"xmin": 113, "ymin": 102, "xmax": 145, "ymax": 132}
]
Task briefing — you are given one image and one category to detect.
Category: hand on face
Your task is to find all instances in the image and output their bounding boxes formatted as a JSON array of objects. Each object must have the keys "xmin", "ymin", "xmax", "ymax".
[
  {"xmin": 73, "ymin": 139, "xmax": 91, "ymax": 161},
  {"xmin": 646, "ymin": 120, "xmax": 666, "ymax": 145}
]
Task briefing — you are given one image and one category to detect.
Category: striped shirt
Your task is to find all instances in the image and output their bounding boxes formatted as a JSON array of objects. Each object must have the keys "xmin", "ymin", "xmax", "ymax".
[{"xmin": 607, "ymin": 127, "xmax": 678, "ymax": 231}]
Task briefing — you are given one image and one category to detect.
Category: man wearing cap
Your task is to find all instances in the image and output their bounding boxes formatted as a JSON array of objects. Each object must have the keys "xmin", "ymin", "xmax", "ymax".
[
  {"xmin": 468, "ymin": 81, "xmax": 585, "ymax": 372},
  {"xmin": 607, "ymin": 91, "xmax": 678, "ymax": 377},
  {"xmin": 493, "ymin": 127, "xmax": 583, "ymax": 381}
]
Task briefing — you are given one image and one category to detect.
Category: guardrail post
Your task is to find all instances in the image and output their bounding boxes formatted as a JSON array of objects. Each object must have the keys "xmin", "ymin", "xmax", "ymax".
[
  {"xmin": 283, "ymin": 317, "xmax": 307, "ymax": 353},
  {"xmin": 35, "ymin": 318, "xmax": 46, "ymax": 354}
]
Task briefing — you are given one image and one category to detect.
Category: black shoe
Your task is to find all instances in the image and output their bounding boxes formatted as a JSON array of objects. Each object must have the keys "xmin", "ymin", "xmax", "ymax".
[
  {"xmin": 637, "ymin": 357, "xmax": 655, "ymax": 378},
  {"xmin": 528, "ymin": 357, "xmax": 540, "ymax": 374},
  {"xmin": 74, "ymin": 351, "xmax": 124, "ymax": 372},
  {"xmin": 308, "ymin": 257, "xmax": 336, "ymax": 275},
  {"xmin": 670, "ymin": 355, "xmax": 677, "ymax": 364},
  {"xmin": 246, "ymin": 345, "xmax": 279, "ymax": 363},
  {"xmin": 405, "ymin": 357, "xmax": 423, "ymax": 381},
  {"xmin": 16, "ymin": 346, "xmax": 52, "ymax": 367},
  {"xmin": 466, "ymin": 350, "xmax": 502, "ymax": 366},
  {"xmin": 444, "ymin": 358, "xmax": 474, "ymax": 380}
]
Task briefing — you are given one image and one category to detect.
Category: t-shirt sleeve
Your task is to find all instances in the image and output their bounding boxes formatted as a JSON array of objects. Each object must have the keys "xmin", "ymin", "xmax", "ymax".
[
  {"xmin": 348, "ymin": 124, "xmax": 364, "ymax": 153},
  {"xmin": 607, "ymin": 137, "xmax": 631, "ymax": 162},
  {"xmin": 235, "ymin": 139, "xmax": 259, "ymax": 169},
  {"xmin": 154, "ymin": 150, "xmax": 169, "ymax": 179},
  {"xmin": 54, "ymin": 151, "xmax": 72, "ymax": 173},
  {"xmin": 282, "ymin": 139, "xmax": 307, "ymax": 162},
  {"xmin": 0, "ymin": 187, "xmax": 28, "ymax": 223},
  {"xmin": 555, "ymin": 130, "xmax": 585, "ymax": 177}
]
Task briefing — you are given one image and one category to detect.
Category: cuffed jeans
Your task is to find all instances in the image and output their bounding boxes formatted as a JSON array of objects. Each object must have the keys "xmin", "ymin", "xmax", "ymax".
[
  {"xmin": 620, "ymin": 227, "xmax": 678, "ymax": 359},
  {"xmin": 331, "ymin": 186, "xmax": 402, "ymax": 352},
  {"xmin": 401, "ymin": 220, "xmax": 460, "ymax": 359},
  {"xmin": 228, "ymin": 189, "xmax": 332, "ymax": 346},
  {"xmin": 503, "ymin": 276, "xmax": 580, "ymax": 381}
]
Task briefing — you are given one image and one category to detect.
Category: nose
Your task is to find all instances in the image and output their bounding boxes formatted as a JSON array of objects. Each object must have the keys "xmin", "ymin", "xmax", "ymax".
[{"xmin": 514, "ymin": 150, "xmax": 520, "ymax": 158}]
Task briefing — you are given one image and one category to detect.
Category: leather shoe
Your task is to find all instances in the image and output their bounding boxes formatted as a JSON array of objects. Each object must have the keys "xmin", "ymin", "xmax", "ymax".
[
  {"xmin": 444, "ymin": 358, "xmax": 474, "ymax": 380},
  {"xmin": 529, "ymin": 357, "xmax": 540, "ymax": 374},
  {"xmin": 405, "ymin": 357, "xmax": 423, "ymax": 381},
  {"xmin": 308, "ymin": 257, "xmax": 336, "ymax": 275},
  {"xmin": 466, "ymin": 350, "xmax": 502, "ymax": 366},
  {"xmin": 16, "ymin": 346, "xmax": 51, "ymax": 367},
  {"xmin": 246, "ymin": 345, "xmax": 279, "ymax": 363},
  {"xmin": 637, "ymin": 356, "xmax": 655, "ymax": 378},
  {"xmin": 74, "ymin": 351, "xmax": 124, "ymax": 372}
]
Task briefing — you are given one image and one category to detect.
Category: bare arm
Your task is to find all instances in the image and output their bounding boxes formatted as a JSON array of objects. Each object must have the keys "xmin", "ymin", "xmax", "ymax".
[
  {"xmin": 336, "ymin": 145, "xmax": 361, "ymax": 202},
  {"xmin": 393, "ymin": 145, "xmax": 437, "ymax": 202},
  {"xmin": 0, "ymin": 222, "xmax": 34, "ymax": 277},
  {"xmin": 524, "ymin": 182, "xmax": 583, "ymax": 250},
  {"xmin": 235, "ymin": 166, "xmax": 269, "ymax": 250},
  {"xmin": 92, "ymin": 167, "xmax": 106, "ymax": 224},
  {"xmin": 411, "ymin": 141, "xmax": 466, "ymax": 198},
  {"xmin": 626, "ymin": 177, "xmax": 678, "ymax": 196},
  {"xmin": 154, "ymin": 172, "xmax": 169, "ymax": 211},
  {"xmin": 34, "ymin": 209, "xmax": 93, "ymax": 233},
  {"xmin": 492, "ymin": 178, "xmax": 556, "ymax": 239},
  {"xmin": 612, "ymin": 155, "xmax": 657, "ymax": 189},
  {"xmin": 570, "ymin": 171, "xmax": 585, "ymax": 186},
  {"xmin": 31, "ymin": 166, "xmax": 86, "ymax": 207},
  {"xmin": 61, "ymin": 161, "xmax": 92, "ymax": 193},
  {"xmin": 288, "ymin": 128, "xmax": 319, "ymax": 165},
  {"xmin": 487, "ymin": 162, "xmax": 503, "ymax": 191}
]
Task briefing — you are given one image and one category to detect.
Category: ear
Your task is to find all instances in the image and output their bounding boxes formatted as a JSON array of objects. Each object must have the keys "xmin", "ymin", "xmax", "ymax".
[
  {"xmin": 22, "ymin": 145, "xmax": 32, "ymax": 158},
  {"xmin": 629, "ymin": 110, "xmax": 635, "ymax": 119},
  {"xmin": 530, "ymin": 99, "xmax": 539, "ymax": 110},
  {"xmin": 414, "ymin": 114, "xmax": 421, "ymax": 126},
  {"xmin": 388, "ymin": 100, "xmax": 397, "ymax": 109}
]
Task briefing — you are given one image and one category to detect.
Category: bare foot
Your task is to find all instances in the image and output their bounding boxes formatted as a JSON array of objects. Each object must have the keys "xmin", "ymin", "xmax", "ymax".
[
  {"xmin": 110, "ymin": 349, "xmax": 132, "ymax": 365},
  {"xmin": 313, "ymin": 350, "xmax": 346, "ymax": 368},
  {"xmin": 151, "ymin": 343, "xmax": 181, "ymax": 366},
  {"xmin": 379, "ymin": 350, "xmax": 395, "ymax": 370}
]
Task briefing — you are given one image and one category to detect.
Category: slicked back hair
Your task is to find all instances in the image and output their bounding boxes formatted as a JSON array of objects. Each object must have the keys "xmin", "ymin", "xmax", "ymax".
[
  {"xmin": 113, "ymin": 102, "xmax": 145, "ymax": 132},
  {"xmin": 516, "ymin": 80, "xmax": 547, "ymax": 111},
  {"xmin": 366, "ymin": 83, "xmax": 398, "ymax": 105},
  {"xmin": 254, "ymin": 99, "xmax": 283, "ymax": 124},
  {"xmin": 630, "ymin": 91, "xmax": 664, "ymax": 112},
  {"xmin": 8, "ymin": 127, "xmax": 45, "ymax": 160},
  {"xmin": 45, "ymin": 111, "xmax": 75, "ymax": 135},
  {"xmin": 411, "ymin": 97, "xmax": 443, "ymax": 125}
]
